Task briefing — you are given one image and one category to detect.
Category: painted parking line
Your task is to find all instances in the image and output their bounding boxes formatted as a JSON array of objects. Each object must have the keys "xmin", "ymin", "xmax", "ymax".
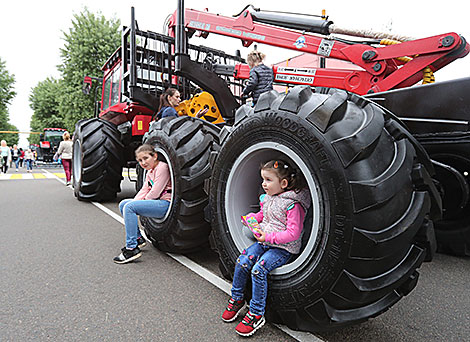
[{"xmin": 0, "ymin": 170, "xmax": 136, "ymax": 180}]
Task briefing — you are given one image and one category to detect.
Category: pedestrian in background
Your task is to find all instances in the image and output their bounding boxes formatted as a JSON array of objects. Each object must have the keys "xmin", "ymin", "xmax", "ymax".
[
  {"xmin": 57, "ymin": 131, "xmax": 73, "ymax": 185},
  {"xmin": 1, "ymin": 140, "xmax": 11, "ymax": 173},
  {"xmin": 11, "ymin": 144, "xmax": 20, "ymax": 171},
  {"xmin": 24, "ymin": 148, "xmax": 34, "ymax": 172},
  {"xmin": 19, "ymin": 148, "xmax": 24, "ymax": 168}
]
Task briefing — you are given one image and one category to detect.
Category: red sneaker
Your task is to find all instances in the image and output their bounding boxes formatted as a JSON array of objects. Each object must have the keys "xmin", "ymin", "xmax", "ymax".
[
  {"xmin": 235, "ymin": 311, "xmax": 265, "ymax": 337},
  {"xmin": 222, "ymin": 298, "xmax": 245, "ymax": 322}
]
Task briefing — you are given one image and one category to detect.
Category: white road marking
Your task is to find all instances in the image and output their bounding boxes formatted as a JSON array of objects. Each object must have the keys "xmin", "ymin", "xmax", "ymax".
[
  {"xmin": 43, "ymin": 169, "xmax": 66, "ymax": 182},
  {"xmin": 166, "ymin": 252, "xmax": 232, "ymax": 294},
  {"xmin": 51, "ymin": 173, "xmax": 324, "ymax": 342}
]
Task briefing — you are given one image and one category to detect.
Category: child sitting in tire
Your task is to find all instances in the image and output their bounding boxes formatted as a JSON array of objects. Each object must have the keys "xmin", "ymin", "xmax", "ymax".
[
  {"xmin": 222, "ymin": 160, "xmax": 311, "ymax": 337},
  {"xmin": 113, "ymin": 144, "xmax": 172, "ymax": 264}
]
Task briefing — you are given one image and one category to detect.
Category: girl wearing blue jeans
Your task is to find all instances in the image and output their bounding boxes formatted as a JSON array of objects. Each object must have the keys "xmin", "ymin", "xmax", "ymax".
[
  {"xmin": 222, "ymin": 160, "xmax": 311, "ymax": 337},
  {"xmin": 114, "ymin": 144, "xmax": 172, "ymax": 264}
]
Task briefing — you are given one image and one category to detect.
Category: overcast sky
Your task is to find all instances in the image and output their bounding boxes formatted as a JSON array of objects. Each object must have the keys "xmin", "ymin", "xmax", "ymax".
[{"xmin": 1, "ymin": 0, "xmax": 469, "ymax": 147}]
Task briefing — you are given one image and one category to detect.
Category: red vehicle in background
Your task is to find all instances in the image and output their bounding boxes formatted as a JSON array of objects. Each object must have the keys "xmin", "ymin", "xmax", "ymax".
[{"xmin": 37, "ymin": 128, "xmax": 67, "ymax": 163}]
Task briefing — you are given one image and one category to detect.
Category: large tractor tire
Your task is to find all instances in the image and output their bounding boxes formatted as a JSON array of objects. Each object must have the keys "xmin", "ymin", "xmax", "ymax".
[
  {"xmin": 139, "ymin": 116, "xmax": 219, "ymax": 253},
  {"xmin": 72, "ymin": 118, "xmax": 124, "ymax": 201},
  {"xmin": 210, "ymin": 86, "xmax": 439, "ymax": 332},
  {"xmin": 417, "ymin": 132, "xmax": 470, "ymax": 256}
]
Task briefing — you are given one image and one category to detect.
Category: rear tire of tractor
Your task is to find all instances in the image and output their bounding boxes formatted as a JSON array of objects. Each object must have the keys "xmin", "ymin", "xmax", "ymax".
[
  {"xmin": 417, "ymin": 133, "xmax": 470, "ymax": 256},
  {"xmin": 72, "ymin": 118, "xmax": 124, "ymax": 202},
  {"xmin": 210, "ymin": 87, "xmax": 437, "ymax": 332},
  {"xmin": 139, "ymin": 116, "xmax": 219, "ymax": 253}
]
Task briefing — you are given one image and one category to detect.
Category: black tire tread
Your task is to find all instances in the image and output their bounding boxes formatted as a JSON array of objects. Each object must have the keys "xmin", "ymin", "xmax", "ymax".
[
  {"xmin": 140, "ymin": 116, "xmax": 219, "ymax": 253},
  {"xmin": 73, "ymin": 118, "xmax": 124, "ymax": 201},
  {"xmin": 210, "ymin": 86, "xmax": 437, "ymax": 332}
]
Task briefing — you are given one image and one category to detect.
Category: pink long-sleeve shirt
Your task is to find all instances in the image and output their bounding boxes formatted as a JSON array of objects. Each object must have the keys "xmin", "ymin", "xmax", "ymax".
[
  {"xmin": 134, "ymin": 162, "xmax": 172, "ymax": 201},
  {"xmin": 248, "ymin": 201, "xmax": 306, "ymax": 245}
]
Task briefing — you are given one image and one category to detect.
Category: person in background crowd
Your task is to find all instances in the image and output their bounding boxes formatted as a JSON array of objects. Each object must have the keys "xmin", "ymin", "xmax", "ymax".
[
  {"xmin": 24, "ymin": 148, "xmax": 34, "ymax": 172},
  {"xmin": 19, "ymin": 148, "xmax": 24, "ymax": 168},
  {"xmin": 1, "ymin": 140, "xmax": 11, "ymax": 173},
  {"xmin": 11, "ymin": 144, "xmax": 20, "ymax": 171}
]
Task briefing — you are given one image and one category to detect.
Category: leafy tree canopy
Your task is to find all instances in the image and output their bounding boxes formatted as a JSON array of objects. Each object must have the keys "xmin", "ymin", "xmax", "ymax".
[
  {"xmin": 0, "ymin": 57, "xmax": 18, "ymax": 145},
  {"xmin": 58, "ymin": 8, "xmax": 121, "ymax": 129},
  {"xmin": 28, "ymin": 77, "xmax": 64, "ymax": 144},
  {"xmin": 28, "ymin": 8, "xmax": 121, "ymax": 142}
]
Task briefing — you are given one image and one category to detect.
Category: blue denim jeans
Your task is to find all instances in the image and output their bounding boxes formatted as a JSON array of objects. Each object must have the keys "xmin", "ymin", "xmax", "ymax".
[
  {"xmin": 119, "ymin": 199, "xmax": 170, "ymax": 249},
  {"xmin": 231, "ymin": 242, "xmax": 291, "ymax": 316}
]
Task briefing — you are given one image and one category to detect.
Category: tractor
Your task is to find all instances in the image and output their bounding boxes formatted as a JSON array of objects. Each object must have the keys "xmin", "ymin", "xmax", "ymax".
[
  {"xmin": 73, "ymin": 0, "xmax": 470, "ymax": 332},
  {"xmin": 37, "ymin": 128, "xmax": 67, "ymax": 162}
]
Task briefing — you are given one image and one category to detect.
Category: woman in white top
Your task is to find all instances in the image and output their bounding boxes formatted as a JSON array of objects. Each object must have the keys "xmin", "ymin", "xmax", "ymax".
[
  {"xmin": 0, "ymin": 140, "xmax": 11, "ymax": 174},
  {"xmin": 57, "ymin": 132, "xmax": 73, "ymax": 185}
]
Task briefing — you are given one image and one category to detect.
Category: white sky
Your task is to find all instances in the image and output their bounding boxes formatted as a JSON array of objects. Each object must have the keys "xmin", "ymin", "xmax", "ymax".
[{"xmin": 1, "ymin": 0, "xmax": 469, "ymax": 147}]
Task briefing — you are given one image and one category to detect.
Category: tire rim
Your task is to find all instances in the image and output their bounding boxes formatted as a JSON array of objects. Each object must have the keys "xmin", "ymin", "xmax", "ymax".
[
  {"xmin": 225, "ymin": 142, "xmax": 321, "ymax": 275},
  {"xmin": 72, "ymin": 139, "xmax": 82, "ymax": 185}
]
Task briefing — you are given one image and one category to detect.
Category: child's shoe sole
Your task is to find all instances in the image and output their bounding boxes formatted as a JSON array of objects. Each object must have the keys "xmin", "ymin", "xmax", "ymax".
[
  {"xmin": 236, "ymin": 316, "xmax": 265, "ymax": 337},
  {"xmin": 113, "ymin": 251, "xmax": 142, "ymax": 264}
]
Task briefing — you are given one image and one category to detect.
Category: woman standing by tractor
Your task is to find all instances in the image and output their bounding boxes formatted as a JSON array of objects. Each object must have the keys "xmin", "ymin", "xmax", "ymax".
[{"xmin": 57, "ymin": 132, "xmax": 73, "ymax": 185}]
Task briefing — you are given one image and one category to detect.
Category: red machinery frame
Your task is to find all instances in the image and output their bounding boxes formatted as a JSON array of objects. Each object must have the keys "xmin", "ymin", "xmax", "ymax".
[{"xmin": 168, "ymin": 8, "xmax": 469, "ymax": 95}]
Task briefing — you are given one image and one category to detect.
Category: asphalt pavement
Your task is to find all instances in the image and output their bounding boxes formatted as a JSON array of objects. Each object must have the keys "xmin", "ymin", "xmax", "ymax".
[{"xmin": 1, "ymin": 168, "xmax": 469, "ymax": 341}]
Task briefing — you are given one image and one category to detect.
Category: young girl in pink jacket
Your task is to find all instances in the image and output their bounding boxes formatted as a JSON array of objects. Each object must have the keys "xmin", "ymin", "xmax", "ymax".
[
  {"xmin": 222, "ymin": 160, "xmax": 310, "ymax": 336},
  {"xmin": 114, "ymin": 144, "xmax": 172, "ymax": 264}
]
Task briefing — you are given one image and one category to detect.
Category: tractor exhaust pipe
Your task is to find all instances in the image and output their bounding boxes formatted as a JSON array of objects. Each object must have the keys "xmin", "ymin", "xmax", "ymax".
[{"xmin": 175, "ymin": 0, "xmax": 187, "ymax": 72}]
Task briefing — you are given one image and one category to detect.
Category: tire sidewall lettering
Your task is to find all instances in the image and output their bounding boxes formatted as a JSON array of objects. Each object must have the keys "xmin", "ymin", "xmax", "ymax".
[{"xmin": 213, "ymin": 111, "xmax": 352, "ymax": 301}]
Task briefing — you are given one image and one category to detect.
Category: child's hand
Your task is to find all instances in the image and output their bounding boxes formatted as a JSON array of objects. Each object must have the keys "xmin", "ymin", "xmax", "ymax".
[
  {"xmin": 196, "ymin": 108, "xmax": 209, "ymax": 118},
  {"xmin": 255, "ymin": 229, "xmax": 266, "ymax": 242}
]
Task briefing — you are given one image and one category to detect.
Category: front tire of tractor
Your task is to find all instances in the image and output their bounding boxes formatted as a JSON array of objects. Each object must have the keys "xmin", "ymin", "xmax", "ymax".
[
  {"xmin": 210, "ymin": 86, "xmax": 437, "ymax": 332},
  {"xmin": 72, "ymin": 118, "xmax": 124, "ymax": 201},
  {"xmin": 139, "ymin": 116, "xmax": 219, "ymax": 253}
]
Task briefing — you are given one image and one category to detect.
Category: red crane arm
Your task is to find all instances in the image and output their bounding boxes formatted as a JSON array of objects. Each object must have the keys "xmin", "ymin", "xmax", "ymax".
[{"xmin": 169, "ymin": 8, "xmax": 469, "ymax": 94}]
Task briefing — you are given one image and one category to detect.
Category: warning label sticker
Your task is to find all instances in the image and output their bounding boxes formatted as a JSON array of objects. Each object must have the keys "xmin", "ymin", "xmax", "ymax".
[{"xmin": 275, "ymin": 74, "xmax": 315, "ymax": 85}]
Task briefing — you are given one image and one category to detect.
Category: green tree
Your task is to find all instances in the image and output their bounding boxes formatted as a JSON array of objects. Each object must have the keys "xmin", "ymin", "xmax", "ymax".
[
  {"xmin": 28, "ymin": 77, "xmax": 64, "ymax": 145},
  {"xmin": 0, "ymin": 57, "xmax": 18, "ymax": 145},
  {"xmin": 58, "ymin": 8, "xmax": 121, "ymax": 130}
]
